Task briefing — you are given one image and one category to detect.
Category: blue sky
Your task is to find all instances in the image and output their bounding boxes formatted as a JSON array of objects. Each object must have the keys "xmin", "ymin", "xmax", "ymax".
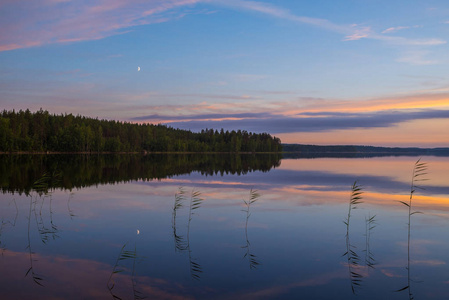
[{"xmin": 1, "ymin": 0, "xmax": 449, "ymax": 146}]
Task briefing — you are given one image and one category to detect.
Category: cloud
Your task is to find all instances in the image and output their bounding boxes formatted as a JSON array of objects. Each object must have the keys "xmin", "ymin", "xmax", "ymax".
[
  {"xmin": 118, "ymin": 89, "xmax": 449, "ymax": 131},
  {"xmin": 131, "ymin": 112, "xmax": 271, "ymax": 122},
  {"xmin": 343, "ymin": 25, "xmax": 372, "ymax": 41},
  {"xmin": 122, "ymin": 87, "xmax": 449, "ymax": 118},
  {"xmin": 396, "ymin": 50, "xmax": 439, "ymax": 65},
  {"xmin": 394, "ymin": 38, "xmax": 446, "ymax": 46},
  {"xmin": 128, "ymin": 92, "xmax": 259, "ymax": 102},
  {"xmin": 382, "ymin": 25, "xmax": 423, "ymax": 34},
  {"xmin": 1, "ymin": 0, "xmax": 446, "ymax": 59},
  {"xmin": 214, "ymin": 0, "xmax": 349, "ymax": 34},
  {"xmin": 0, "ymin": 0, "xmax": 203, "ymax": 51},
  {"xmin": 1, "ymin": 250, "xmax": 195, "ymax": 300},
  {"xmin": 382, "ymin": 26, "xmax": 410, "ymax": 34},
  {"xmin": 139, "ymin": 108, "xmax": 449, "ymax": 134},
  {"xmin": 412, "ymin": 260, "xmax": 446, "ymax": 266},
  {"xmin": 214, "ymin": 0, "xmax": 446, "ymax": 47},
  {"xmin": 211, "ymin": 0, "xmax": 446, "ymax": 67}
]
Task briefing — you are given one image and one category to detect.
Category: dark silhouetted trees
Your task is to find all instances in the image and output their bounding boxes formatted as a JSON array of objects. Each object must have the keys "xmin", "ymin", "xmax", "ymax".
[{"xmin": 0, "ymin": 109, "xmax": 282, "ymax": 153}]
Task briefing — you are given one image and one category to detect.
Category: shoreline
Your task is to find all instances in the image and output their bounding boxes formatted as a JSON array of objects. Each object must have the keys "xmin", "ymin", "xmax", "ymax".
[{"xmin": 0, "ymin": 151, "xmax": 282, "ymax": 155}]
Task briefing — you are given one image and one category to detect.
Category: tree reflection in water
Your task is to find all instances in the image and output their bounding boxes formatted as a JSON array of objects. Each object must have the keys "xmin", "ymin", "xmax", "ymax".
[{"xmin": 0, "ymin": 153, "xmax": 281, "ymax": 194}]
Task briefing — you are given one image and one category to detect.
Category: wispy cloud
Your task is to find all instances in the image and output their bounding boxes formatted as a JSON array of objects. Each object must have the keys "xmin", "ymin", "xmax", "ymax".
[
  {"xmin": 381, "ymin": 25, "xmax": 423, "ymax": 34},
  {"xmin": 121, "ymin": 89, "xmax": 449, "ymax": 121},
  {"xmin": 396, "ymin": 50, "xmax": 439, "ymax": 65},
  {"xmin": 412, "ymin": 260, "xmax": 446, "ymax": 266},
  {"xmin": 213, "ymin": 0, "xmax": 359, "ymax": 37},
  {"xmin": 132, "ymin": 108, "xmax": 449, "ymax": 134},
  {"xmin": 214, "ymin": 0, "xmax": 445, "ymax": 46},
  {"xmin": 343, "ymin": 25, "xmax": 372, "ymax": 41},
  {"xmin": 391, "ymin": 38, "xmax": 446, "ymax": 46},
  {"xmin": 2, "ymin": 0, "xmax": 446, "ymax": 61},
  {"xmin": 131, "ymin": 112, "xmax": 271, "ymax": 122},
  {"xmin": 0, "ymin": 0, "xmax": 203, "ymax": 51},
  {"xmin": 212, "ymin": 0, "xmax": 446, "ymax": 66},
  {"xmin": 382, "ymin": 26, "xmax": 411, "ymax": 34}
]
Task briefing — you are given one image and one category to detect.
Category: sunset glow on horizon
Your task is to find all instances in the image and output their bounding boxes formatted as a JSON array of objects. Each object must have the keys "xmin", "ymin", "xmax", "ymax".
[{"xmin": 1, "ymin": 0, "xmax": 449, "ymax": 147}]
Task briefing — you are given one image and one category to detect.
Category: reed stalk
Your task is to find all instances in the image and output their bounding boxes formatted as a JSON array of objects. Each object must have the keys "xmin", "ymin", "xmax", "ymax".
[
  {"xmin": 344, "ymin": 181, "xmax": 363, "ymax": 237},
  {"xmin": 396, "ymin": 159, "xmax": 427, "ymax": 299},
  {"xmin": 343, "ymin": 181, "xmax": 363, "ymax": 294}
]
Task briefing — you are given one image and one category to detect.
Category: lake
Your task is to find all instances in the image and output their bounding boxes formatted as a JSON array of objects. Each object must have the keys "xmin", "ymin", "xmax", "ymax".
[{"xmin": 1, "ymin": 154, "xmax": 448, "ymax": 299}]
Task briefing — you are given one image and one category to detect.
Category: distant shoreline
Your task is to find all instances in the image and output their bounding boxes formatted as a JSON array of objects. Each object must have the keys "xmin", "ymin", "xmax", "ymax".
[
  {"xmin": 2, "ymin": 144, "xmax": 449, "ymax": 156},
  {"xmin": 282, "ymin": 144, "xmax": 449, "ymax": 151},
  {"xmin": 281, "ymin": 144, "xmax": 449, "ymax": 158}
]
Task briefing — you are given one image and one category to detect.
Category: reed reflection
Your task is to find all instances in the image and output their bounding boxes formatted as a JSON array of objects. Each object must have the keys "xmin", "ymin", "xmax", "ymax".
[
  {"xmin": 186, "ymin": 189, "xmax": 204, "ymax": 281},
  {"xmin": 242, "ymin": 189, "xmax": 261, "ymax": 270},
  {"xmin": 25, "ymin": 173, "xmax": 56, "ymax": 287},
  {"xmin": 171, "ymin": 187, "xmax": 204, "ymax": 281},
  {"xmin": 0, "ymin": 155, "xmax": 447, "ymax": 299},
  {"xmin": 67, "ymin": 192, "xmax": 76, "ymax": 219},
  {"xmin": 172, "ymin": 187, "xmax": 187, "ymax": 252},
  {"xmin": 26, "ymin": 195, "xmax": 45, "ymax": 286},
  {"xmin": 107, "ymin": 243, "xmax": 145, "ymax": 300},
  {"xmin": 0, "ymin": 198, "xmax": 18, "ymax": 254},
  {"xmin": 363, "ymin": 214, "xmax": 377, "ymax": 270},
  {"xmin": 342, "ymin": 182, "xmax": 378, "ymax": 296},
  {"xmin": 2, "ymin": 172, "xmax": 68, "ymax": 287}
]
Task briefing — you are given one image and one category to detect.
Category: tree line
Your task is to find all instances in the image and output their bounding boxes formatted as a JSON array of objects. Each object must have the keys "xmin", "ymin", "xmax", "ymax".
[{"xmin": 0, "ymin": 109, "xmax": 282, "ymax": 153}]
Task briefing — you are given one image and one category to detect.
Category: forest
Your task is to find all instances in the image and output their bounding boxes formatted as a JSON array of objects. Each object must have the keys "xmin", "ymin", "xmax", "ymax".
[{"xmin": 0, "ymin": 109, "xmax": 282, "ymax": 153}]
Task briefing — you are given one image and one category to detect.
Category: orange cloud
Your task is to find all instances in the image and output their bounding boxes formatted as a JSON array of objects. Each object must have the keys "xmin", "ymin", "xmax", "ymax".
[
  {"xmin": 280, "ymin": 93, "xmax": 449, "ymax": 116},
  {"xmin": 125, "ymin": 90, "xmax": 449, "ymax": 121},
  {"xmin": 278, "ymin": 118, "xmax": 449, "ymax": 147}
]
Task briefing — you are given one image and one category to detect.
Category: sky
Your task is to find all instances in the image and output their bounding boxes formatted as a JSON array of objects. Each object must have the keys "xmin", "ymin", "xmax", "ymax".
[{"xmin": 1, "ymin": 0, "xmax": 449, "ymax": 147}]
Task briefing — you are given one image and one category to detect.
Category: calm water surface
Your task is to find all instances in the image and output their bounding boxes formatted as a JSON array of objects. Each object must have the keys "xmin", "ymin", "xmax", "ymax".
[{"xmin": 1, "ymin": 154, "xmax": 448, "ymax": 299}]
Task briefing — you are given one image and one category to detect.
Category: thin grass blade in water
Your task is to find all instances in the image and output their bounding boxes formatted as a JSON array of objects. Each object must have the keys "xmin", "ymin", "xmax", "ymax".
[
  {"xmin": 345, "ymin": 181, "xmax": 363, "ymax": 237},
  {"xmin": 343, "ymin": 181, "xmax": 364, "ymax": 294},
  {"xmin": 396, "ymin": 158, "xmax": 428, "ymax": 299}
]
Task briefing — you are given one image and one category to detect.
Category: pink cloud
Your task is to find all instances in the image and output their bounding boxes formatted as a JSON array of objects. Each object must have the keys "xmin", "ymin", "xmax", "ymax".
[
  {"xmin": 343, "ymin": 25, "xmax": 372, "ymax": 41},
  {"xmin": 382, "ymin": 26, "xmax": 410, "ymax": 34},
  {"xmin": 2, "ymin": 0, "xmax": 445, "ymax": 56},
  {"xmin": 0, "ymin": 0, "xmax": 203, "ymax": 51},
  {"xmin": 0, "ymin": 250, "xmax": 194, "ymax": 299},
  {"xmin": 227, "ymin": 270, "xmax": 346, "ymax": 300}
]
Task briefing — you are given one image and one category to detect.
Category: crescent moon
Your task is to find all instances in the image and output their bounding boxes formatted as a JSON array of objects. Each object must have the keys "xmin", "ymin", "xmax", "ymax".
[{"xmin": 137, "ymin": 66, "xmax": 140, "ymax": 71}]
